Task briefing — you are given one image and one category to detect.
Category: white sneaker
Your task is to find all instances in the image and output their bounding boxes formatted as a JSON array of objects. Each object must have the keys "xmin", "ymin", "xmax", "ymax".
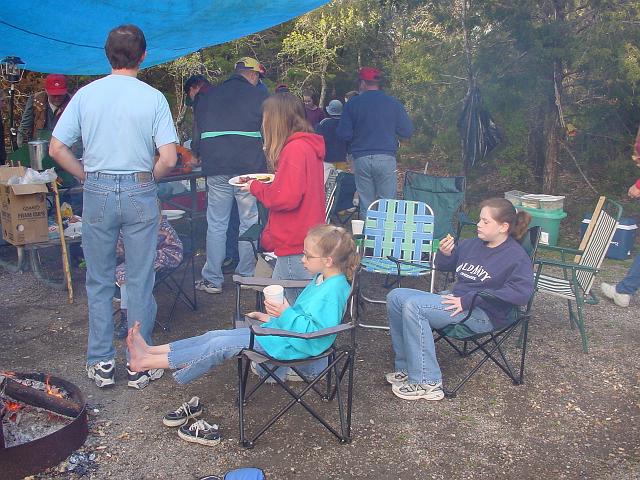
[
  {"xmin": 195, "ymin": 279, "xmax": 222, "ymax": 294},
  {"xmin": 385, "ymin": 371, "xmax": 408, "ymax": 386},
  {"xmin": 600, "ymin": 282, "xmax": 631, "ymax": 307},
  {"xmin": 87, "ymin": 360, "xmax": 115, "ymax": 388},
  {"xmin": 392, "ymin": 382, "xmax": 444, "ymax": 401},
  {"xmin": 127, "ymin": 366, "xmax": 164, "ymax": 389}
]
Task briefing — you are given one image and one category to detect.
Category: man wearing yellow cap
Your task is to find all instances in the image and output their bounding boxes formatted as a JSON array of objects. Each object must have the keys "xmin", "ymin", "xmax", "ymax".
[{"xmin": 193, "ymin": 57, "xmax": 267, "ymax": 294}]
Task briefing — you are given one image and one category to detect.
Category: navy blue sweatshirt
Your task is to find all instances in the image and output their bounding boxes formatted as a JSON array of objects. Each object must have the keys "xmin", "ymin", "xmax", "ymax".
[
  {"xmin": 435, "ymin": 237, "xmax": 534, "ymax": 329},
  {"xmin": 315, "ymin": 117, "xmax": 347, "ymax": 163},
  {"xmin": 336, "ymin": 90, "xmax": 413, "ymax": 158}
]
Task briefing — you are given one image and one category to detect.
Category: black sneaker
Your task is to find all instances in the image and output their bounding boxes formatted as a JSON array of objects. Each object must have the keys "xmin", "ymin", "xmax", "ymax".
[
  {"xmin": 114, "ymin": 311, "xmax": 128, "ymax": 339},
  {"xmin": 178, "ymin": 419, "xmax": 221, "ymax": 446},
  {"xmin": 87, "ymin": 360, "xmax": 115, "ymax": 388},
  {"xmin": 163, "ymin": 396, "xmax": 203, "ymax": 427},
  {"xmin": 127, "ymin": 366, "xmax": 164, "ymax": 390}
]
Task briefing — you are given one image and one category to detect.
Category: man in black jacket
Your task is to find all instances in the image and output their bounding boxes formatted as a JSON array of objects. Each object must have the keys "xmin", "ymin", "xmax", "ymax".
[{"xmin": 194, "ymin": 57, "xmax": 267, "ymax": 293}]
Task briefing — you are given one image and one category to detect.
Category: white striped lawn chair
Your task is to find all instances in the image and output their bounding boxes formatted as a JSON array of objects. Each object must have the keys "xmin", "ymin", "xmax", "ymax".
[{"xmin": 534, "ymin": 198, "xmax": 622, "ymax": 352}]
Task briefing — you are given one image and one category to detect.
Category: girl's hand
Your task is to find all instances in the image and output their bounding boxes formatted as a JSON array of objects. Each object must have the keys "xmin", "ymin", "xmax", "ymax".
[
  {"xmin": 628, "ymin": 184, "xmax": 640, "ymax": 199},
  {"xmin": 239, "ymin": 179, "xmax": 254, "ymax": 192},
  {"xmin": 264, "ymin": 297, "xmax": 290, "ymax": 318},
  {"xmin": 441, "ymin": 294, "xmax": 463, "ymax": 317},
  {"xmin": 246, "ymin": 311, "xmax": 269, "ymax": 322},
  {"xmin": 439, "ymin": 234, "xmax": 455, "ymax": 256}
]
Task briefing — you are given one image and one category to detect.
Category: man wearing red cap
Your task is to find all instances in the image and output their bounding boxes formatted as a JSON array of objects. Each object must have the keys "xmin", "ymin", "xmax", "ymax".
[
  {"xmin": 337, "ymin": 67, "xmax": 413, "ymax": 218},
  {"xmin": 17, "ymin": 73, "xmax": 71, "ymax": 146}
]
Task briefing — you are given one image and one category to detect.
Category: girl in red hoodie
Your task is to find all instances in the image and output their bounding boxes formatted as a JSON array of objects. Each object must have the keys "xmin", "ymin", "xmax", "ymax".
[{"xmin": 241, "ymin": 93, "xmax": 326, "ymax": 304}]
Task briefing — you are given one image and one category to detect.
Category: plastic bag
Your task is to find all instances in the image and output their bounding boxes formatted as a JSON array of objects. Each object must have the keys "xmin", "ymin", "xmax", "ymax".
[{"xmin": 7, "ymin": 167, "xmax": 57, "ymax": 185}]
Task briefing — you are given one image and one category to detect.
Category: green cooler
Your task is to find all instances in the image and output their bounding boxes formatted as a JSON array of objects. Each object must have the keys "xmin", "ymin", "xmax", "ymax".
[{"xmin": 518, "ymin": 206, "xmax": 567, "ymax": 246}]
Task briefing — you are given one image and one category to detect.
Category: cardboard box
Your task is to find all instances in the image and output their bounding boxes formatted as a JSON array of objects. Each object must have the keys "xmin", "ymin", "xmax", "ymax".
[{"xmin": 0, "ymin": 166, "xmax": 49, "ymax": 245}]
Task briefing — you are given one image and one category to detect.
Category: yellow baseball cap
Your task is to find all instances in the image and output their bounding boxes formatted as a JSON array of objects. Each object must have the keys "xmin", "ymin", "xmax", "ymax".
[{"xmin": 235, "ymin": 57, "xmax": 262, "ymax": 73}]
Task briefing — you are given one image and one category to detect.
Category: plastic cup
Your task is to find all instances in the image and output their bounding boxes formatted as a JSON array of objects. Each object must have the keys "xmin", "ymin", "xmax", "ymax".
[
  {"xmin": 351, "ymin": 219, "xmax": 365, "ymax": 235},
  {"xmin": 263, "ymin": 284, "xmax": 285, "ymax": 304}
]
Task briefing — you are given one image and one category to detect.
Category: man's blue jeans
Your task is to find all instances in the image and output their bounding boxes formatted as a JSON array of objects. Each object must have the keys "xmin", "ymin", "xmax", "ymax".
[
  {"xmin": 616, "ymin": 254, "xmax": 640, "ymax": 295},
  {"xmin": 82, "ymin": 172, "xmax": 159, "ymax": 366},
  {"xmin": 387, "ymin": 288, "xmax": 493, "ymax": 384},
  {"xmin": 353, "ymin": 154, "xmax": 397, "ymax": 218},
  {"xmin": 201, "ymin": 176, "xmax": 258, "ymax": 288}
]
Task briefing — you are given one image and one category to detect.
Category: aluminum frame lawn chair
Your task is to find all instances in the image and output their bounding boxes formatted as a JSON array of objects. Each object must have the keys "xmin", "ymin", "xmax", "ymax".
[
  {"xmin": 234, "ymin": 273, "xmax": 357, "ymax": 448},
  {"xmin": 434, "ymin": 226, "xmax": 541, "ymax": 397},
  {"xmin": 534, "ymin": 197, "xmax": 622, "ymax": 353},
  {"xmin": 357, "ymin": 199, "xmax": 436, "ymax": 330}
]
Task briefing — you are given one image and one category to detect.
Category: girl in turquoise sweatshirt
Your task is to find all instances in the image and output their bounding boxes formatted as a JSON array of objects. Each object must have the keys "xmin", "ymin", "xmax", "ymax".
[{"xmin": 127, "ymin": 225, "xmax": 358, "ymax": 385}]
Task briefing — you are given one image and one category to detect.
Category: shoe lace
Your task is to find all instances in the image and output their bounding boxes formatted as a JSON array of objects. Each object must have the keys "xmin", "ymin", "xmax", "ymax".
[
  {"xmin": 173, "ymin": 401, "xmax": 195, "ymax": 416},
  {"xmin": 189, "ymin": 419, "xmax": 217, "ymax": 434}
]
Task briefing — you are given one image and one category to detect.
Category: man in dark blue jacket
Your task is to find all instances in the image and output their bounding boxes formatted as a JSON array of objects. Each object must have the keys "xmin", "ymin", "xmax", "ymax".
[
  {"xmin": 337, "ymin": 67, "xmax": 413, "ymax": 218},
  {"xmin": 194, "ymin": 57, "xmax": 267, "ymax": 294}
]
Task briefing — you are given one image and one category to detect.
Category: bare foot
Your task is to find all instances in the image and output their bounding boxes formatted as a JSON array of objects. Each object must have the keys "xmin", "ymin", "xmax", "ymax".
[{"xmin": 127, "ymin": 322, "xmax": 149, "ymax": 372}]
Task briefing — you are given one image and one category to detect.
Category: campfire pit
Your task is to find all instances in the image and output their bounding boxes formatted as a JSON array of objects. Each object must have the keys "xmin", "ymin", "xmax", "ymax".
[{"xmin": 0, "ymin": 372, "xmax": 88, "ymax": 479}]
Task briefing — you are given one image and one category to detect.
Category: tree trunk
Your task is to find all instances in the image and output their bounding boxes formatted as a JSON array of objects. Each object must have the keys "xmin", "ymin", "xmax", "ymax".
[{"xmin": 542, "ymin": 102, "xmax": 560, "ymax": 194}]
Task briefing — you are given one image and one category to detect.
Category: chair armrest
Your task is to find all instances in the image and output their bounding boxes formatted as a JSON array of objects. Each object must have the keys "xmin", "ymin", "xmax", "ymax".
[
  {"xmin": 233, "ymin": 275, "xmax": 309, "ymax": 289},
  {"xmin": 458, "ymin": 291, "xmax": 516, "ymax": 325},
  {"xmin": 386, "ymin": 256, "xmax": 432, "ymax": 268},
  {"xmin": 534, "ymin": 258, "xmax": 599, "ymax": 273},
  {"xmin": 538, "ymin": 245, "xmax": 583, "ymax": 255},
  {"xmin": 250, "ymin": 323, "xmax": 354, "ymax": 339}
]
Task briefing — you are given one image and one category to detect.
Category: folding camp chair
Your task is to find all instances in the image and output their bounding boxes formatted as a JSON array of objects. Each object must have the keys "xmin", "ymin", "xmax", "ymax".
[
  {"xmin": 238, "ymin": 201, "xmax": 269, "ymax": 260},
  {"xmin": 325, "ymin": 169, "xmax": 339, "ymax": 223},
  {"xmin": 234, "ymin": 273, "xmax": 357, "ymax": 448},
  {"xmin": 331, "ymin": 172, "xmax": 358, "ymax": 226},
  {"xmin": 403, "ymin": 171, "xmax": 470, "ymax": 240},
  {"xmin": 434, "ymin": 226, "xmax": 541, "ymax": 397},
  {"xmin": 534, "ymin": 197, "xmax": 622, "ymax": 352},
  {"xmin": 113, "ymin": 233, "xmax": 196, "ymax": 332},
  {"xmin": 357, "ymin": 199, "xmax": 436, "ymax": 330}
]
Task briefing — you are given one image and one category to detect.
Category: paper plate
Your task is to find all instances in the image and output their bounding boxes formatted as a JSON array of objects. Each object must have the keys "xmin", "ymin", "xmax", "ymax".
[
  {"xmin": 162, "ymin": 209, "xmax": 186, "ymax": 220},
  {"xmin": 228, "ymin": 173, "xmax": 274, "ymax": 187}
]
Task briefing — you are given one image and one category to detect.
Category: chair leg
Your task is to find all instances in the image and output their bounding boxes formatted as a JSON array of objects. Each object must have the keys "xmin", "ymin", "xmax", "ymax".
[
  {"xmin": 237, "ymin": 356, "xmax": 252, "ymax": 448},
  {"xmin": 567, "ymin": 300, "xmax": 576, "ymax": 330},
  {"xmin": 518, "ymin": 318, "xmax": 530, "ymax": 384},
  {"xmin": 574, "ymin": 292, "xmax": 589, "ymax": 353}
]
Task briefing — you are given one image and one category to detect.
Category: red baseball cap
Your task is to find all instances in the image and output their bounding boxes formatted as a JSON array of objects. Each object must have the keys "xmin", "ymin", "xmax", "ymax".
[
  {"xmin": 45, "ymin": 74, "xmax": 68, "ymax": 95},
  {"xmin": 358, "ymin": 67, "xmax": 382, "ymax": 82}
]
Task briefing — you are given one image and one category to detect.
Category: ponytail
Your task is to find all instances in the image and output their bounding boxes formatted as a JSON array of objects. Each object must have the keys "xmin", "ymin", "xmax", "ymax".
[{"xmin": 480, "ymin": 198, "xmax": 531, "ymax": 242}]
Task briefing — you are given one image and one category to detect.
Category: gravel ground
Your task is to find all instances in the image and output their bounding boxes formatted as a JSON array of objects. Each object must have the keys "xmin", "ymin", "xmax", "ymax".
[{"xmin": 0, "ymin": 242, "xmax": 639, "ymax": 480}]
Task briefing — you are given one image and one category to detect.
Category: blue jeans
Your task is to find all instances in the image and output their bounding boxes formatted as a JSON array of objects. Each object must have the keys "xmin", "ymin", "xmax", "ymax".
[
  {"xmin": 353, "ymin": 154, "xmax": 397, "ymax": 218},
  {"xmin": 387, "ymin": 288, "xmax": 493, "ymax": 384},
  {"xmin": 271, "ymin": 254, "xmax": 326, "ymax": 377},
  {"xmin": 616, "ymin": 254, "xmax": 640, "ymax": 295},
  {"xmin": 201, "ymin": 176, "xmax": 258, "ymax": 288},
  {"xmin": 82, "ymin": 172, "xmax": 159, "ymax": 366}
]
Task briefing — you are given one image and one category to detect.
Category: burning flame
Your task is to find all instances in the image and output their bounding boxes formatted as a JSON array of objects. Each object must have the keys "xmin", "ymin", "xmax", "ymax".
[
  {"xmin": 45, "ymin": 375, "xmax": 65, "ymax": 398},
  {"xmin": 2, "ymin": 400, "xmax": 23, "ymax": 413}
]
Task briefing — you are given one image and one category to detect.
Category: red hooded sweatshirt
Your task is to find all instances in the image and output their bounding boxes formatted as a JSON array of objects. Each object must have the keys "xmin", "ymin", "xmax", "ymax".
[{"xmin": 250, "ymin": 132, "xmax": 326, "ymax": 256}]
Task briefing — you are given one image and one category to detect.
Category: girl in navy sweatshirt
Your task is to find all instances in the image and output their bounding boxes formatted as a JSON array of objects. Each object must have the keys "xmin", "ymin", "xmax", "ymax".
[{"xmin": 386, "ymin": 198, "xmax": 534, "ymax": 401}]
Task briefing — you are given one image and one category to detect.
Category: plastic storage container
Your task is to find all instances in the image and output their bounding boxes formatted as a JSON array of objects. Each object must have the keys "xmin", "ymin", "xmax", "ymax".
[
  {"xmin": 580, "ymin": 215, "xmax": 637, "ymax": 260},
  {"xmin": 520, "ymin": 194, "xmax": 565, "ymax": 211},
  {"xmin": 518, "ymin": 206, "xmax": 567, "ymax": 246},
  {"xmin": 504, "ymin": 190, "xmax": 528, "ymax": 207}
]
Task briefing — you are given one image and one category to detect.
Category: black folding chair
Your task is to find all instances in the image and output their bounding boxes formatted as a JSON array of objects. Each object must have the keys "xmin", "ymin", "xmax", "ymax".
[
  {"xmin": 234, "ymin": 273, "xmax": 357, "ymax": 448},
  {"xmin": 153, "ymin": 233, "xmax": 197, "ymax": 331},
  {"xmin": 238, "ymin": 201, "xmax": 269, "ymax": 260},
  {"xmin": 114, "ymin": 233, "xmax": 197, "ymax": 332},
  {"xmin": 434, "ymin": 226, "xmax": 541, "ymax": 397}
]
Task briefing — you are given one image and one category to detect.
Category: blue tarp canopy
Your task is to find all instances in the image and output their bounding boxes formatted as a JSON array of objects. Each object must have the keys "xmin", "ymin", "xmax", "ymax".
[{"xmin": 0, "ymin": 1, "xmax": 328, "ymax": 75}]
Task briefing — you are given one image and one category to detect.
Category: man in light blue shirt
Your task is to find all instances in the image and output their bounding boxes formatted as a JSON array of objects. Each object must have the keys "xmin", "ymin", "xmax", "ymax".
[{"xmin": 50, "ymin": 24, "xmax": 178, "ymax": 390}]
